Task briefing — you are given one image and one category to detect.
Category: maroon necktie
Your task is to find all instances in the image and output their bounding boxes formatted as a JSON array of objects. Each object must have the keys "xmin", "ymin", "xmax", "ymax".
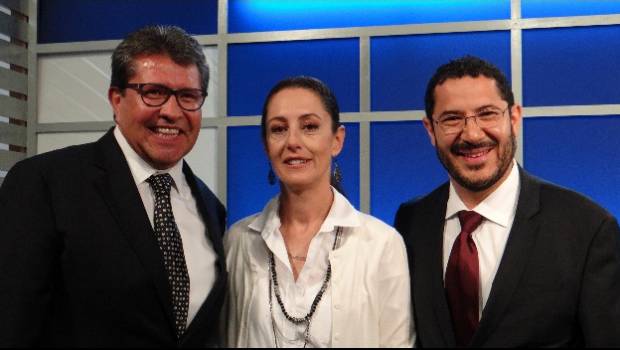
[{"xmin": 445, "ymin": 210, "xmax": 484, "ymax": 347}]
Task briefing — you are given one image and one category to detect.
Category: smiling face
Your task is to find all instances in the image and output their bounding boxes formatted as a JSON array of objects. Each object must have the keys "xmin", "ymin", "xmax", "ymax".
[
  {"xmin": 108, "ymin": 54, "xmax": 202, "ymax": 170},
  {"xmin": 423, "ymin": 75, "xmax": 522, "ymax": 194},
  {"xmin": 264, "ymin": 87, "xmax": 345, "ymax": 192}
]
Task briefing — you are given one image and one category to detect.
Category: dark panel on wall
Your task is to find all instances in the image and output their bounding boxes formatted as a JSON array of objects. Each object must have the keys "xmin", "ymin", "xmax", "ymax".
[
  {"xmin": 227, "ymin": 123, "xmax": 360, "ymax": 227},
  {"xmin": 371, "ymin": 31, "xmax": 511, "ymax": 112},
  {"xmin": 229, "ymin": 0, "xmax": 510, "ymax": 33},
  {"xmin": 370, "ymin": 121, "xmax": 447, "ymax": 225},
  {"xmin": 522, "ymin": 0, "xmax": 620, "ymax": 18},
  {"xmin": 38, "ymin": 0, "xmax": 218, "ymax": 43},
  {"xmin": 228, "ymin": 39, "xmax": 360, "ymax": 116},
  {"xmin": 523, "ymin": 25, "xmax": 620, "ymax": 107},
  {"xmin": 524, "ymin": 116, "xmax": 620, "ymax": 219}
]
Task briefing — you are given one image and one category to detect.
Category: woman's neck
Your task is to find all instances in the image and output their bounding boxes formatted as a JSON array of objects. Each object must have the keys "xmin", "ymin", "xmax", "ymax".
[{"xmin": 279, "ymin": 183, "xmax": 334, "ymax": 231}]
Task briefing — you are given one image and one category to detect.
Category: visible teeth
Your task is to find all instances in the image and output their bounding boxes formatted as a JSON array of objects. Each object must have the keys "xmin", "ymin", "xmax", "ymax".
[
  {"xmin": 464, "ymin": 150, "xmax": 488, "ymax": 158},
  {"xmin": 155, "ymin": 127, "xmax": 179, "ymax": 135},
  {"xmin": 287, "ymin": 159, "xmax": 307, "ymax": 165}
]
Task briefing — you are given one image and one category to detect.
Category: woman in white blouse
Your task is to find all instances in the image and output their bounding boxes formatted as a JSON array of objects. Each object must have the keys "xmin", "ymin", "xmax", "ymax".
[{"xmin": 224, "ymin": 76, "xmax": 414, "ymax": 348}]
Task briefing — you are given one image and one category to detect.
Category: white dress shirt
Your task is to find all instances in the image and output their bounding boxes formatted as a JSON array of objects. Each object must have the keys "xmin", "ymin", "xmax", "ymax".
[
  {"xmin": 225, "ymin": 189, "xmax": 415, "ymax": 348},
  {"xmin": 114, "ymin": 127, "xmax": 217, "ymax": 325},
  {"xmin": 443, "ymin": 160, "xmax": 520, "ymax": 316}
]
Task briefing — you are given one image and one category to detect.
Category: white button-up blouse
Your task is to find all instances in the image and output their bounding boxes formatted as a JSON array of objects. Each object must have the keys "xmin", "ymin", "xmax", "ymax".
[{"xmin": 224, "ymin": 189, "xmax": 415, "ymax": 347}]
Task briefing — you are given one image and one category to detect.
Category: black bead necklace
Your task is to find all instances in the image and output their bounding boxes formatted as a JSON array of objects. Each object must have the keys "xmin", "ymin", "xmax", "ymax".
[{"xmin": 268, "ymin": 226, "xmax": 343, "ymax": 348}]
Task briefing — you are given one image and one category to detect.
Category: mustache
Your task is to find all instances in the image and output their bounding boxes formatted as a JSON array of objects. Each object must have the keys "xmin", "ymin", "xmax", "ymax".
[{"xmin": 450, "ymin": 140, "xmax": 498, "ymax": 154}]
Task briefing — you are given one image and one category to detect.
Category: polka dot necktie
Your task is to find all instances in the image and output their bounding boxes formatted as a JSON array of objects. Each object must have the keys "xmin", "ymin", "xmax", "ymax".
[
  {"xmin": 445, "ymin": 210, "xmax": 484, "ymax": 347},
  {"xmin": 147, "ymin": 174, "xmax": 190, "ymax": 340}
]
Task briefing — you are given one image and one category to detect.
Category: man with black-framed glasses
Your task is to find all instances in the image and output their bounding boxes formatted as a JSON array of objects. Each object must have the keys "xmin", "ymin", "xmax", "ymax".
[
  {"xmin": 0, "ymin": 25, "xmax": 226, "ymax": 347},
  {"xmin": 395, "ymin": 55, "xmax": 620, "ymax": 347}
]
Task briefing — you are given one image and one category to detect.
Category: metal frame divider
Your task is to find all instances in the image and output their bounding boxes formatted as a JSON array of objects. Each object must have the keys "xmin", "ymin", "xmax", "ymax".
[{"xmin": 28, "ymin": 0, "xmax": 620, "ymax": 212}]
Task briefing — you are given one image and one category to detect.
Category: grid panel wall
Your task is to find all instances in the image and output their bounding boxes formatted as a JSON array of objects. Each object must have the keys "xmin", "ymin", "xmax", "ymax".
[
  {"xmin": 0, "ymin": 0, "xmax": 28, "ymax": 186},
  {"xmin": 33, "ymin": 1, "xmax": 620, "ymax": 221}
]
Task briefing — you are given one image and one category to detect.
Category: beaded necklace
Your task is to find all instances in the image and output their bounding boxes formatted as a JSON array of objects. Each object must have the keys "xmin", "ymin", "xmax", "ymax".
[{"xmin": 268, "ymin": 226, "xmax": 343, "ymax": 348}]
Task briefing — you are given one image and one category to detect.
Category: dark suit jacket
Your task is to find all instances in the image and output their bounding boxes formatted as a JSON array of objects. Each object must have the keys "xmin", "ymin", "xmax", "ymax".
[
  {"xmin": 395, "ymin": 169, "xmax": 620, "ymax": 347},
  {"xmin": 0, "ymin": 129, "xmax": 227, "ymax": 347}
]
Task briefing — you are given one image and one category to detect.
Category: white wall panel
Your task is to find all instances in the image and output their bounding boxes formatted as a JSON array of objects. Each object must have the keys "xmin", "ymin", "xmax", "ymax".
[
  {"xmin": 37, "ymin": 131, "xmax": 104, "ymax": 154},
  {"xmin": 202, "ymin": 46, "xmax": 218, "ymax": 118},
  {"xmin": 38, "ymin": 52, "xmax": 112, "ymax": 123},
  {"xmin": 185, "ymin": 127, "xmax": 219, "ymax": 198},
  {"xmin": 37, "ymin": 47, "xmax": 219, "ymax": 124}
]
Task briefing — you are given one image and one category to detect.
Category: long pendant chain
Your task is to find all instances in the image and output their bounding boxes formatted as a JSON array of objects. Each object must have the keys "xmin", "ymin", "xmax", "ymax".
[{"xmin": 269, "ymin": 227, "xmax": 343, "ymax": 348}]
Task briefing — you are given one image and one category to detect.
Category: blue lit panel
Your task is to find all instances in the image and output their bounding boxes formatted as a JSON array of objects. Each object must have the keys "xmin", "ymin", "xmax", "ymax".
[
  {"xmin": 523, "ymin": 0, "xmax": 620, "ymax": 18},
  {"xmin": 38, "ymin": 0, "xmax": 218, "ymax": 43},
  {"xmin": 523, "ymin": 26, "xmax": 620, "ymax": 107},
  {"xmin": 229, "ymin": 0, "xmax": 510, "ymax": 33},
  {"xmin": 371, "ymin": 31, "xmax": 511, "ymax": 112},
  {"xmin": 524, "ymin": 116, "xmax": 620, "ymax": 219},
  {"xmin": 370, "ymin": 121, "xmax": 447, "ymax": 225},
  {"xmin": 227, "ymin": 123, "xmax": 360, "ymax": 227},
  {"xmin": 228, "ymin": 39, "xmax": 360, "ymax": 117}
]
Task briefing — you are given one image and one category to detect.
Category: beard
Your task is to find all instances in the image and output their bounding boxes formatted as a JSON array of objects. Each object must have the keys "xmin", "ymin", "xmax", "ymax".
[{"xmin": 436, "ymin": 130, "xmax": 517, "ymax": 192}]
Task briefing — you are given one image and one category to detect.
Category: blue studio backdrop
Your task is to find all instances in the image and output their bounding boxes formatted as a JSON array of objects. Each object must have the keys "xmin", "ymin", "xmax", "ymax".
[{"xmin": 39, "ymin": 0, "xmax": 620, "ymax": 226}]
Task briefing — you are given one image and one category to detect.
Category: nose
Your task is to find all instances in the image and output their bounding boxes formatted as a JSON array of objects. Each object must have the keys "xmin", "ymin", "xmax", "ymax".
[
  {"xmin": 460, "ymin": 116, "xmax": 485, "ymax": 142},
  {"xmin": 159, "ymin": 95, "xmax": 184, "ymax": 121},
  {"xmin": 285, "ymin": 127, "xmax": 303, "ymax": 150}
]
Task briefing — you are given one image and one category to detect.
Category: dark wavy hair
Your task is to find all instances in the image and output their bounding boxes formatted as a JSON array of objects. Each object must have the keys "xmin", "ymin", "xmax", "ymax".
[{"xmin": 425, "ymin": 55, "xmax": 514, "ymax": 120}]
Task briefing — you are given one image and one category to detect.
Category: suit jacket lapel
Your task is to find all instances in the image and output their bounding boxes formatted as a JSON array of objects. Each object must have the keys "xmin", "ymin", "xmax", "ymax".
[
  {"xmin": 417, "ymin": 184, "xmax": 458, "ymax": 347},
  {"xmin": 181, "ymin": 162, "xmax": 227, "ymax": 343},
  {"xmin": 472, "ymin": 168, "xmax": 542, "ymax": 346},
  {"xmin": 91, "ymin": 130, "xmax": 176, "ymax": 334},
  {"xmin": 182, "ymin": 162, "xmax": 226, "ymax": 265}
]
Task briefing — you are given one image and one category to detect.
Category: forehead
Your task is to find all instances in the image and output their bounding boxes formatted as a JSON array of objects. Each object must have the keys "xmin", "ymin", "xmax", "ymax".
[
  {"xmin": 267, "ymin": 87, "xmax": 326, "ymax": 120},
  {"xmin": 433, "ymin": 75, "xmax": 504, "ymax": 112},
  {"xmin": 130, "ymin": 54, "xmax": 201, "ymax": 88}
]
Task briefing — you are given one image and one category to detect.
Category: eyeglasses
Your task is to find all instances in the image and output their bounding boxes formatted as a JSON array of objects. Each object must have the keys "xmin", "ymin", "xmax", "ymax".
[
  {"xmin": 433, "ymin": 106, "xmax": 510, "ymax": 135},
  {"xmin": 124, "ymin": 83, "xmax": 207, "ymax": 111}
]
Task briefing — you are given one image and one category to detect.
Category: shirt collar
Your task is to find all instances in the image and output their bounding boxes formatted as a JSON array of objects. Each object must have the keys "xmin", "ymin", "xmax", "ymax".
[
  {"xmin": 248, "ymin": 187, "xmax": 362, "ymax": 240},
  {"xmin": 113, "ymin": 126, "xmax": 185, "ymax": 194},
  {"xmin": 446, "ymin": 160, "xmax": 521, "ymax": 227}
]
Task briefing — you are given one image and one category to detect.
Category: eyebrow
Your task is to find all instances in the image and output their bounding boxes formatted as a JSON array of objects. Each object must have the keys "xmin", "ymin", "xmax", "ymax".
[
  {"xmin": 267, "ymin": 113, "xmax": 322, "ymax": 123},
  {"xmin": 439, "ymin": 104, "xmax": 503, "ymax": 116},
  {"xmin": 299, "ymin": 113, "xmax": 322, "ymax": 120}
]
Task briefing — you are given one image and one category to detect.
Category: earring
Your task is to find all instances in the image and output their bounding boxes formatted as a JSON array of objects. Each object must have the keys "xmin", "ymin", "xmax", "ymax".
[
  {"xmin": 268, "ymin": 167, "xmax": 277, "ymax": 185},
  {"xmin": 333, "ymin": 159, "xmax": 343, "ymax": 184}
]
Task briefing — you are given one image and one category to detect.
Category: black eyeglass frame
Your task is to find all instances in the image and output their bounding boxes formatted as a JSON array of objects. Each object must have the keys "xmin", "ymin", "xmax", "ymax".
[
  {"xmin": 432, "ymin": 106, "xmax": 511, "ymax": 135},
  {"xmin": 122, "ymin": 83, "xmax": 208, "ymax": 112}
]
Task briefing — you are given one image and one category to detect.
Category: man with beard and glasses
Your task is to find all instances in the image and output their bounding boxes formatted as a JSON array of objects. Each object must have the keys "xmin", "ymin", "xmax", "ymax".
[{"xmin": 394, "ymin": 56, "xmax": 620, "ymax": 347}]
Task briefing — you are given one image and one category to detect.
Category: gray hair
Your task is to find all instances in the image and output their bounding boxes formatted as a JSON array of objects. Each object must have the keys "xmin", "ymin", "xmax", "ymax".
[{"xmin": 110, "ymin": 25, "xmax": 209, "ymax": 92}]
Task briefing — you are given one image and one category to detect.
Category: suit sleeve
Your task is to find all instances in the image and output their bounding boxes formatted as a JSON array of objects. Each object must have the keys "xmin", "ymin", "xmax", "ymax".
[
  {"xmin": 0, "ymin": 161, "xmax": 60, "ymax": 346},
  {"xmin": 579, "ymin": 215, "xmax": 620, "ymax": 347},
  {"xmin": 394, "ymin": 203, "xmax": 409, "ymax": 236}
]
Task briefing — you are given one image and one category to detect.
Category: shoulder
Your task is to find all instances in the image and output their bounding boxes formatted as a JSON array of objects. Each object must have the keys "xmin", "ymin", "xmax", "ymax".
[
  {"xmin": 394, "ymin": 182, "xmax": 449, "ymax": 229},
  {"xmin": 353, "ymin": 212, "xmax": 406, "ymax": 250},
  {"xmin": 3, "ymin": 143, "xmax": 96, "ymax": 185},
  {"xmin": 536, "ymin": 178, "xmax": 615, "ymax": 224},
  {"xmin": 224, "ymin": 213, "xmax": 262, "ymax": 251},
  {"xmin": 397, "ymin": 182, "xmax": 449, "ymax": 215}
]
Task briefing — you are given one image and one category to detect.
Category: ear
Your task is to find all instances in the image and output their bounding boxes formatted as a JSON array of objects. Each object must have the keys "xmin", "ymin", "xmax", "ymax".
[
  {"xmin": 422, "ymin": 117, "xmax": 437, "ymax": 147},
  {"xmin": 108, "ymin": 87, "xmax": 123, "ymax": 120},
  {"xmin": 331, "ymin": 125, "xmax": 346, "ymax": 157},
  {"xmin": 509, "ymin": 104, "xmax": 523, "ymax": 136}
]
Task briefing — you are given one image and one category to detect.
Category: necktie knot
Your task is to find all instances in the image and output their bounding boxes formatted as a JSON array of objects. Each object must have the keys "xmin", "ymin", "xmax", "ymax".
[
  {"xmin": 147, "ymin": 173, "xmax": 174, "ymax": 195},
  {"xmin": 458, "ymin": 210, "xmax": 483, "ymax": 236}
]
